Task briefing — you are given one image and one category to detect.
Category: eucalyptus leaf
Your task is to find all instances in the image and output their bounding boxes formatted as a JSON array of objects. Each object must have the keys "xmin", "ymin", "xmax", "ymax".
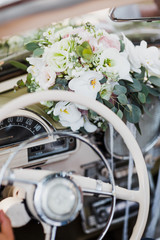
[
  {"xmin": 133, "ymin": 66, "xmax": 145, "ymax": 80},
  {"xmin": 147, "ymin": 86, "xmax": 160, "ymax": 96},
  {"xmin": 117, "ymin": 109, "xmax": 123, "ymax": 119},
  {"xmin": 111, "ymin": 106, "xmax": 117, "ymax": 113},
  {"xmin": 129, "ymin": 78, "xmax": 142, "ymax": 92},
  {"xmin": 103, "ymin": 99, "xmax": 114, "ymax": 108},
  {"xmin": 124, "ymin": 104, "xmax": 141, "ymax": 123},
  {"xmin": 100, "ymin": 77, "xmax": 107, "ymax": 84},
  {"xmin": 113, "ymin": 85, "xmax": 127, "ymax": 95},
  {"xmin": 149, "ymin": 76, "xmax": 160, "ymax": 87},
  {"xmin": 118, "ymin": 94, "xmax": 128, "ymax": 105},
  {"xmin": 141, "ymin": 83, "xmax": 149, "ymax": 97},
  {"xmin": 25, "ymin": 42, "xmax": 39, "ymax": 52},
  {"xmin": 33, "ymin": 48, "xmax": 44, "ymax": 57},
  {"xmin": 138, "ymin": 92, "xmax": 146, "ymax": 104}
]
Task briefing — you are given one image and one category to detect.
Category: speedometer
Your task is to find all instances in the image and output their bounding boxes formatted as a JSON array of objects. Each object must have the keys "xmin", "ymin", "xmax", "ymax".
[{"xmin": 0, "ymin": 116, "xmax": 47, "ymax": 147}]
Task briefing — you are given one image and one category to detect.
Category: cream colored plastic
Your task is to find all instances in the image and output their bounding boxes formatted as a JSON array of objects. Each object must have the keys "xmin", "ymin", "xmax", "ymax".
[{"xmin": 0, "ymin": 90, "xmax": 150, "ymax": 240}]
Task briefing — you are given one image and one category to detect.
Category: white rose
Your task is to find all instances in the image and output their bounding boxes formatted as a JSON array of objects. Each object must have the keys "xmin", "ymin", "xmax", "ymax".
[{"xmin": 44, "ymin": 39, "xmax": 70, "ymax": 72}]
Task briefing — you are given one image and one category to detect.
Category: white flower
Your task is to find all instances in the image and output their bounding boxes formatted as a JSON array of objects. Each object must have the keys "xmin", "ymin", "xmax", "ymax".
[
  {"xmin": 27, "ymin": 57, "xmax": 56, "ymax": 89},
  {"xmin": 99, "ymin": 48, "xmax": 132, "ymax": 82},
  {"xmin": 54, "ymin": 101, "xmax": 84, "ymax": 131},
  {"xmin": 84, "ymin": 117, "xmax": 97, "ymax": 132},
  {"xmin": 38, "ymin": 66, "xmax": 56, "ymax": 90},
  {"xmin": 69, "ymin": 71, "xmax": 103, "ymax": 99},
  {"xmin": 27, "ymin": 57, "xmax": 44, "ymax": 80},
  {"xmin": 135, "ymin": 40, "xmax": 160, "ymax": 77},
  {"xmin": 44, "ymin": 38, "xmax": 70, "ymax": 72},
  {"xmin": 122, "ymin": 34, "xmax": 141, "ymax": 73}
]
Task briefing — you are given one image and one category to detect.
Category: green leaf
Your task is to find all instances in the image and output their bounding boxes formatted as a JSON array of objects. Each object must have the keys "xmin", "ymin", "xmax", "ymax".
[
  {"xmin": 103, "ymin": 99, "xmax": 114, "ymax": 108},
  {"xmin": 52, "ymin": 115, "xmax": 59, "ymax": 122},
  {"xmin": 141, "ymin": 83, "xmax": 149, "ymax": 97},
  {"xmin": 17, "ymin": 79, "xmax": 25, "ymax": 88},
  {"xmin": 129, "ymin": 78, "xmax": 142, "ymax": 92},
  {"xmin": 133, "ymin": 67, "xmax": 145, "ymax": 80},
  {"xmin": 124, "ymin": 104, "xmax": 141, "ymax": 123},
  {"xmin": 111, "ymin": 106, "xmax": 117, "ymax": 113},
  {"xmin": 149, "ymin": 76, "xmax": 160, "ymax": 87},
  {"xmin": 118, "ymin": 94, "xmax": 128, "ymax": 105},
  {"xmin": 147, "ymin": 86, "xmax": 160, "ymax": 96},
  {"xmin": 76, "ymin": 41, "xmax": 93, "ymax": 61},
  {"xmin": 33, "ymin": 48, "xmax": 44, "ymax": 57},
  {"xmin": 135, "ymin": 123, "xmax": 141, "ymax": 135},
  {"xmin": 26, "ymin": 73, "xmax": 32, "ymax": 85},
  {"xmin": 9, "ymin": 60, "xmax": 27, "ymax": 71},
  {"xmin": 117, "ymin": 109, "xmax": 123, "ymax": 119},
  {"xmin": 120, "ymin": 39, "xmax": 125, "ymax": 52},
  {"xmin": 25, "ymin": 42, "xmax": 39, "ymax": 52},
  {"xmin": 113, "ymin": 85, "xmax": 127, "ymax": 95},
  {"xmin": 138, "ymin": 92, "xmax": 146, "ymax": 104},
  {"xmin": 99, "ymin": 76, "xmax": 107, "ymax": 84}
]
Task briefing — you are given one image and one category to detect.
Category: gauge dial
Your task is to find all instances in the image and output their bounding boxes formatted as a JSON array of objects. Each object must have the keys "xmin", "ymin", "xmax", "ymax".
[{"xmin": 0, "ymin": 116, "xmax": 47, "ymax": 147}]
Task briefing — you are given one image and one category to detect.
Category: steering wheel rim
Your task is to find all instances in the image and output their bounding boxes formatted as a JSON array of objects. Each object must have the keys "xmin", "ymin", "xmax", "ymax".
[{"xmin": 0, "ymin": 90, "xmax": 150, "ymax": 240}]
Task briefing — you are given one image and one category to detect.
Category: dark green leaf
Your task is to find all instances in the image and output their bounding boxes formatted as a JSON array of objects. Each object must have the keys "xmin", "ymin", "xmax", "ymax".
[
  {"xmin": 138, "ymin": 92, "xmax": 146, "ymax": 103},
  {"xmin": 129, "ymin": 78, "xmax": 142, "ymax": 92},
  {"xmin": 25, "ymin": 42, "xmax": 39, "ymax": 52},
  {"xmin": 111, "ymin": 106, "xmax": 117, "ymax": 113},
  {"xmin": 135, "ymin": 123, "xmax": 141, "ymax": 135},
  {"xmin": 133, "ymin": 67, "xmax": 145, "ymax": 80},
  {"xmin": 124, "ymin": 104, "xmax": 141, "ymax": 123},
  {"xmin": 113, "ymin": 85, "xmax": 127, "ymax": 95},
  {"xmin": 9, "ymin": 60, "xmax": 27, "ymax": 71},
  {"xmin": 118, "ymin": 94, "xmax": 128, "ymax": 105},
  {"xmin": 103, "ymin": 99, "xmax": 114, "ymax": 108},
  {"xmin": 100, "ymin": 77, "xmax": 107, "ymax": 84},
  {"xmin": 141, "ymin": 83, "xmax": 149, "ymax": 97},
  {"xmin": 52, "ymin": 115, "xmax": 59, "ymax": 122},
  {"xmin": 117, "ymin": 109, "xmax": 123, "ymax": 119},
  {"xmin": 33, "ymin": 48, "xmax": 44, "ymax": 57},
  {"xmin": 149, "ymin": 76, "xmax": 160, "ymax": 87},
  {"xmin": 147, "ymin": 86, "xmax": 160, "ymax": 96}
]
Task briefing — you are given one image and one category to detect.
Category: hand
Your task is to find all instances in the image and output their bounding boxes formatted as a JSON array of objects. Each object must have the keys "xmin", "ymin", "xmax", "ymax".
[{"xmin": 0, "ymin": 210, "xmax": 14, "ymax": 240}]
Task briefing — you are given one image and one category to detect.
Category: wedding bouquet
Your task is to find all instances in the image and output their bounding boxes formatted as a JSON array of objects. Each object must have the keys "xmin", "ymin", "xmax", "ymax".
[{"xmin": 22, "ymin": 22, "xmax": 160, "ymax": 133}]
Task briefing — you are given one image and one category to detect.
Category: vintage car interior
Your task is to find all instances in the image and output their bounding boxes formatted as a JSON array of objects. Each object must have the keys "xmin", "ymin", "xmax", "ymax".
[{"xmin": 0, "ymin": 0, "xmax": 159, "ymax": 240}]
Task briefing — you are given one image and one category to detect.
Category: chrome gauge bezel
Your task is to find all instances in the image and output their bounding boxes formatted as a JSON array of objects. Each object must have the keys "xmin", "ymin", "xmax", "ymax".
[
  {"xmin": 0, "ymin": 109, "xmax": 51, "ymax": 149},
  {"xmin": 33, "ymin": 173, "xmax": 83, "ymax": 226}
]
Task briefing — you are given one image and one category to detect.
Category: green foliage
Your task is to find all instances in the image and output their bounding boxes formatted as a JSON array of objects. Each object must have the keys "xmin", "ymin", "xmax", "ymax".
[
  {"xmin": 149, "ymin": 76, "xmax": 160, "ymax": 87},
  {"xmin": 25, "ymin": 42, "xmax": 39, "ymax": 51},
  {"xmin": 33, "ymin": 48, "xmax": 44, "ymax": 57},
  {"xmin": 118, "ymin": 94, "xmax": 128, "ymax": 105},
  {"xmin": 124, "ymin": 104, "xmax": 141, "ymax": 123},
  {"xmin": 76, "ymin": 41, "xmax": 93, "ymax": 61},
  {"xmin": 9, "ymin": 60, "xmax": 27, "ymax": 71},
  {"xmin": 113, "ymin": 85, "xmax": 127, "ymax": 95},
  {"xmin": 138, "ymin": 92, "xmax": 146, "ymax": 104}
]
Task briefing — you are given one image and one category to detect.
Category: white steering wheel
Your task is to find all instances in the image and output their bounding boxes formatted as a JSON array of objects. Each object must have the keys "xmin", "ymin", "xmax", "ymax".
[{"xmin": 0, "ymin": 90, "xmax": 150, "ymax": 240}]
